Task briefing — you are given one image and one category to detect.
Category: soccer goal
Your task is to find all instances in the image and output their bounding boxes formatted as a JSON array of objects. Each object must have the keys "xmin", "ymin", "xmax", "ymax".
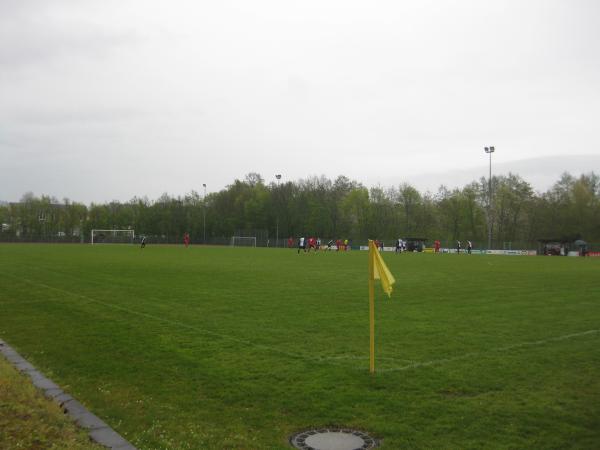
[
  {"xmin": 231, "ymin": 236, "xmax": 257, "ymax": 247},
  {"xmin": 91, "ymin": 229, "xmax": 135, "ymax": 245}
]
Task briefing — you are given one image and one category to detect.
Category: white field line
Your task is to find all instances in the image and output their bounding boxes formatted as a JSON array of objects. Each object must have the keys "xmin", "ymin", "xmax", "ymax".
[
  {"xmin": 377, "ymin": 329, "xmax": 600, "ymax": 373},
  {"xmin": 318, "ymin": 355, "xmax": 415, "ymax": 363},
  {"xmin": 2, "ymin": 272, "xmax": 598, "ymax": 373},
  {"xmin": 1, "ymin": 272, "xmax": 348, "ymax": 366}
]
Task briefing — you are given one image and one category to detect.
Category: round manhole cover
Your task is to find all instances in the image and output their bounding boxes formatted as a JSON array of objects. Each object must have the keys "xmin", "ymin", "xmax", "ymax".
[{"xmin": 290, "ymin": 428, "xmax": 378, "ymax": 450}]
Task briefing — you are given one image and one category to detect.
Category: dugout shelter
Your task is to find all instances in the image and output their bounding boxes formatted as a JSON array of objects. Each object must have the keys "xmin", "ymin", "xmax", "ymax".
[
  {"xmin": 538, "ymin": 239, "xmax": 570, "ymax": 256},
  {"xmin": 404, "ymin": 237, "xmax": 427, "ymax": 252}
]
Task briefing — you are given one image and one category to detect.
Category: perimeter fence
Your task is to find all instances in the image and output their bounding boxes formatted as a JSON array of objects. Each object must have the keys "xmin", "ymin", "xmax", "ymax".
[{"xmin": 1, "ymin": 233, "xmax": 599, "ymax": 253}]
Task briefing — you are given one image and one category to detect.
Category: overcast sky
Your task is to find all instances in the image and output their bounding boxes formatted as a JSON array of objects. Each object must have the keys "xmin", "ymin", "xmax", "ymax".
[{"xmin": 1, "ymin": 0, "xmax": 599, "ymax": 203}]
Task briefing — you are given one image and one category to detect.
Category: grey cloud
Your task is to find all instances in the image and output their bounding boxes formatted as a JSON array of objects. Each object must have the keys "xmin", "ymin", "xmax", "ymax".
[
  {"xmin": 0, "ymin": 1, "xmax": 599, "ymax": 204},
  {"xmin": 6, "ymin": 107, "xmax": 144, "ymax": 127},
  {"xmin": 0, "ymin": 2, "xmax": 139, "ymax": 69},
  {"xmin": 385, "ymin": 154, "xmax": 600, "ymax": 194}
]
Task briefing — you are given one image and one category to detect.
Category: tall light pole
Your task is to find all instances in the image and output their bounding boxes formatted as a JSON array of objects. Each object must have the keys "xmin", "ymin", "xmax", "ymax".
[
  {"xmin": 202, "ymin": 183, "xmax": 207, "ymax": 244},
  {"xmin": 275, "ymin": 174, "xmax": 281, "ymax": 247},
  {"xmin": 484, "ymin": 146, "xmax": 495, "ymax": 250}
]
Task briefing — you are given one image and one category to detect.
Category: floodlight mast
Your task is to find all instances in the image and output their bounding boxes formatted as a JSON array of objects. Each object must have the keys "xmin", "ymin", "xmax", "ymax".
[
  {"xmin": 484, "ymin": 146, "xmax": 495, "ymax": 250},
  {"xmin": 202, "ymin": 183, "xmax": 207, "ymax": 244},
  {"xmin": 275, "ymin": 174, "xmax": 282, "ymax": 247}
]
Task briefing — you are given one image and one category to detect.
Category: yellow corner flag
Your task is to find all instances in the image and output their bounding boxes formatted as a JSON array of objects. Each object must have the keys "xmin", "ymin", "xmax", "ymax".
[
  {"xmin": 369, "ymin": 240, "xmax": 395, "ymax": 297},
  {"xmin": 368, "ymin": 240, "xmax": 396, "ymax": 373}
]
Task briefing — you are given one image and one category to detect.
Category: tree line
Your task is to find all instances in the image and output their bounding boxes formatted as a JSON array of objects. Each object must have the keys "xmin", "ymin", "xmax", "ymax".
[{"xmin": 1, "ymin": 171, "xmax": 598, "ymax": 248}]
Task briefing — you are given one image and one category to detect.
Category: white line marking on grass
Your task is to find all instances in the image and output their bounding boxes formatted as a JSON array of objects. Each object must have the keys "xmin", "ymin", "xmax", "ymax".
[
  {"xmin": 0, "ymin": 272, "xmax": 345, "ymax": 366},
  {"xmin": 378, "ymin": 329, "xmax": 600, "ymax": 373},
  {"xmin": 318, "ymin": 355, "xmax": 414, "ymax": 363},
  {"xmin": 4, "ymin": 271, "xmax": 598, "ymax": 373}
]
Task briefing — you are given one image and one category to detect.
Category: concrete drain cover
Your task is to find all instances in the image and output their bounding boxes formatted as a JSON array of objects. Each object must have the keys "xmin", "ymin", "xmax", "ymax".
[{"xmin": 290, "ymin": 428, "xmax": 377, "ymax": 450}]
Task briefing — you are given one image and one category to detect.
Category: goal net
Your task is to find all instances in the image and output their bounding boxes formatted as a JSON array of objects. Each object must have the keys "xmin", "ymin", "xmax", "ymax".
[
  {"xmin": 91, "ymin": 229, "xmax": 135, "ymax": 245},
  {"xmin": 231, "ymin": 236, "xmax": 257, "ymax": 247}
]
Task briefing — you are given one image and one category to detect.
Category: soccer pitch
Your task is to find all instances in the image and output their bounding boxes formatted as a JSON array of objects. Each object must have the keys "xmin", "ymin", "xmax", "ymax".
[{"xmin": 1, "ymin": 244, "xmax": 599, "ymax": 449}]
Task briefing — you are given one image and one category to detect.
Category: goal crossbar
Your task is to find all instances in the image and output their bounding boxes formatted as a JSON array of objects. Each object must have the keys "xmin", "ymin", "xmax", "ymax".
[{"xmin": 231, "ymin": 236, "xmax": 257, "ymax": 247}]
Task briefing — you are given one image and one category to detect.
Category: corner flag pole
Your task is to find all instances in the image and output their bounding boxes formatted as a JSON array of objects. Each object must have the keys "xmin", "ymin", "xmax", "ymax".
[
  {"xmin": 369, "ymin": 241, "xmax": 376, "ymax": 374},
  {"xmin": 368, "ymin": 239, "xmax": 396, "ymax": 374}
]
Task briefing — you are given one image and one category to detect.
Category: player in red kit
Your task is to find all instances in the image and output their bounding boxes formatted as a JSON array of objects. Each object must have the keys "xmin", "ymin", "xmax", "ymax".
[{"xmin": 183, "ymin": 232, "xmax": 190, "ymax": 248}]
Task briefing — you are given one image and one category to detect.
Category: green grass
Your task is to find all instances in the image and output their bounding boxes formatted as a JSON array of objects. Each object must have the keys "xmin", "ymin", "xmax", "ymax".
[
  {"xmin": 0, "ymin": 354, "xmax": 105, "ymax": 450},
  {"xmin": 0, "ymin": 244, "xmax": 599, "ymax": 449}
]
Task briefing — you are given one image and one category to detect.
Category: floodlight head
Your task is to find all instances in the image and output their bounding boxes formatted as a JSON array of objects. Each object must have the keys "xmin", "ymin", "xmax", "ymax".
[
  {"xmin": 202, "ymin": 183, "xmax": 206, "ymax": 188},
  {"xmin": 490, "ymin": 146, "xmax": 495, "ymax": 152},
  {"xmin": 275, "ymin": 174, "xmax": 282, "ymax": 180},
  {"xmin": 484, "ymin": 146, "xmax": 489, "ymax": 153}
]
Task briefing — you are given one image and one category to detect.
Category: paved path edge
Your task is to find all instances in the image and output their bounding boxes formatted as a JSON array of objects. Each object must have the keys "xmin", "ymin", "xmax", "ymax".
[{"xmin": 0, "ymin": 338, "xmax": 137, "ymax": 450}]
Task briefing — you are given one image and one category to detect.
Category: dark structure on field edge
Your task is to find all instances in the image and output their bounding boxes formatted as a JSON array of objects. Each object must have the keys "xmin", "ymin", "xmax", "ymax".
[
  {"xmin": 538, "ymin": 238, "xmax": 589, "ymax": 256},
  {"xmin": 404, "ymin": 237, "xmax": 427, "ymax": 252}
]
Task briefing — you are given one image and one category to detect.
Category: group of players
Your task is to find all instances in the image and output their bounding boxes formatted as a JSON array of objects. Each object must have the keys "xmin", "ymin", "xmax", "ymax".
[
  {"xmin": 170, "ymin": 233, "xmax": 474, "ymax": 254},
  {"xmin": 291, "ymin": 237, "xmax": 350, "ymax": 253},
  {"xmin": 141, "ymin": 232, "xmax": 191, "ymax": 248},
  {"xmin": 335, "ymin": 238, "xmax": 474, "ymax": 254},
  {"xmin": 455, "ymin": 240, "xmax": 474, "ymax": 254}
]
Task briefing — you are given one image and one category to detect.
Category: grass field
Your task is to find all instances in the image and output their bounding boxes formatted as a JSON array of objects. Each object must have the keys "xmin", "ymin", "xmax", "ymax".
[
  {"xmin": 0, "ymin": 355, "xmax": 104, "ymax": 450},
  {"xmin": 0, "ymin": 244, "xmax": 599, "ymax": 449}
]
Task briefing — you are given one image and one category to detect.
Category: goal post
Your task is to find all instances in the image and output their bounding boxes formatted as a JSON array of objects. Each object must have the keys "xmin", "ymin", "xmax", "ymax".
[
  {"xmin": 231, "ymin": 236, "xmax": 257, "ymax": 247},
  {"xmin": 91, "ymin": 229, "xmax": 135, "ymax": 245}
]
